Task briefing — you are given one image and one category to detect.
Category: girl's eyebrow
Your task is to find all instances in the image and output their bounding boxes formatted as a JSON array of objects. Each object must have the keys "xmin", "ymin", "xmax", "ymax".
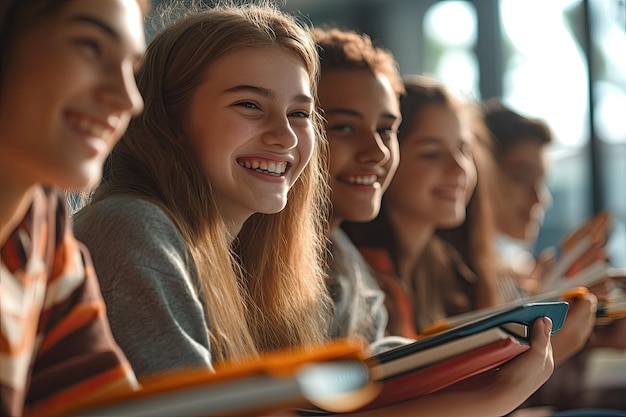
[
  {"xmin": 68, "ymin": 14, "xmax": 119, "ymax": 41},
  {"xmin": 324, "ymin": 108, "xmax": 362, "ymax": 118},
  {"xmin": 224, "ymin": 84, "xmax": 313, "ymax": 104},
  {"xmin": 324, "ymin": 108, "xmax": 400, "ymax": 122},
  {"xmin": 68, "ymin": 14, "xmax": 145, "ymax": 62},
  {"xmin": 410, "ymin": 137, "xmax": 442, "ymax": 145}
]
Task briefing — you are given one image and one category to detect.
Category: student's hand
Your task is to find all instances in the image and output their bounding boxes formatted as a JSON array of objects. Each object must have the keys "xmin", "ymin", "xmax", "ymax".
[
  {"xmin": 344, "ymin": 318, "xmax": 554, "ymax": 417},
  {"xmin": 550, "ymin": 293, "xmax": 597, "ymax": 366},
  {"xmin": 481, "ymin": 316, "xmax": 554, "ymax": 408}
]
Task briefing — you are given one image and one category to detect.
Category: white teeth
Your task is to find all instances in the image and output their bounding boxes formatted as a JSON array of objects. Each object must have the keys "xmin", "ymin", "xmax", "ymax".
[
  {"xmin": 238, "ymin": 159, "xmax": 287, "ymax": 176},
  {"xmin": 347, "ymin": 175, "xmax": 377, "ymax": 185},
  {"xmin": 68, "ymin": 113, "xmax": 111, "ymax": 138}
]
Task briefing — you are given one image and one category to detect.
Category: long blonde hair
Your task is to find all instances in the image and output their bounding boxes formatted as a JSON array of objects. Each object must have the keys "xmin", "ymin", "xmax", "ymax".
[{"xmin": 91, "ymin": 2, "xmax": 331, "ymax": 362}]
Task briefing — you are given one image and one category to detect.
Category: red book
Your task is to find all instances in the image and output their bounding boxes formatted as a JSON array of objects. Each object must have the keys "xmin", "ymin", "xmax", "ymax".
[
  {"xmin": 363, "ymin": 333, "xmax": 529, "ymax": 410},
  {"xmin": 355, "ymin": 302, "xmax": 569, "ymax": 412}
]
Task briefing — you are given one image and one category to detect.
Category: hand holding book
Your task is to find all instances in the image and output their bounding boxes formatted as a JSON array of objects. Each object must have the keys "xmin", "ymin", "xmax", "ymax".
[
  {"xmin": 350, "ymin": 302, "xmax": 568, "ymax": 411},
  {"xmin": 333, "ymin": 315, "xmax": 557, "ymax": 417}
]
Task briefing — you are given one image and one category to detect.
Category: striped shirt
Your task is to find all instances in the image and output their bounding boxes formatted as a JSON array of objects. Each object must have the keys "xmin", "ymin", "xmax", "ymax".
[{"xmin": 1, "ymin": 186, "xmax": 138, "ymax": 416}]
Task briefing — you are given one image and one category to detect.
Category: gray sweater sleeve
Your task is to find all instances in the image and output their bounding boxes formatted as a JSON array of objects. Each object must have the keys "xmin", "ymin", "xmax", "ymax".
[{"xmin": 73, "ymin": 197, "xmax": 213, "ymax": 377}]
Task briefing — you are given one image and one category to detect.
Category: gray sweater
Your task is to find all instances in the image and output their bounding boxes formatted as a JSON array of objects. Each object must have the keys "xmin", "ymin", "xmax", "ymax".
[{"xmin": 74, "ymin": 196, "xmax": 213, "ymax": 377}]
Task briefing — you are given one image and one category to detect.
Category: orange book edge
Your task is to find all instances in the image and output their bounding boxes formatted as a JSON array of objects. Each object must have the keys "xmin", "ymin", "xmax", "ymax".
[{"xmin": 61, "ymin": 338, "xmax": 376, "ymax": 417}]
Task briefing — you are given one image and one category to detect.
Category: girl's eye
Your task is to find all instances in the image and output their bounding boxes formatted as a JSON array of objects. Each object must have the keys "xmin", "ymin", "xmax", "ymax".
[
  {"xmin": 237, "ymin": 102, "xmax": 259, "ymax": 110},
  {"xmin": 420, "ymin": 152, "xmax": 441, "ymax": 160},
  {"xmin": 415, "ymin": 147, "xmax": 442, "ymax": 159},
  {"xmin": 329, "ymin": 124, "xmax": 353, "ymax": 134},
  {"xmin": 76, "ymin": 38, "xmax": 102, "ymax": 59},
  {"xmin": 289, "ymin": 110, "xmax": 310, "ymax": 119},
  {"xmin": 76, "ymin": 38, "xmax": 102, "ymax": 53}
]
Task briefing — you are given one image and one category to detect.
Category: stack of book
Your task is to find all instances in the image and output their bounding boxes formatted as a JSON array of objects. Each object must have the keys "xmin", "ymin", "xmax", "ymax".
[{"xmin": 63, "ymin": 301, "xmax": 572, "ymax": 416}]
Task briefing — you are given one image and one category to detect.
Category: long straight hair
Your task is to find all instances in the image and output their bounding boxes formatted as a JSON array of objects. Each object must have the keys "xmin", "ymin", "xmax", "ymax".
[{"xmin": 91, "ymin": 2, "xmax": 331, "ymax": 362}]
